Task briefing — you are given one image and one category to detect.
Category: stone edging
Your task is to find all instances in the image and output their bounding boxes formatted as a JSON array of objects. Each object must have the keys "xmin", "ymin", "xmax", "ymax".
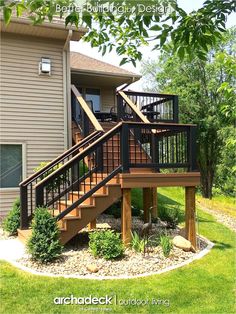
[{"xmin": 3, "ymin": 235, "xmax": 214, "ymax": 280}]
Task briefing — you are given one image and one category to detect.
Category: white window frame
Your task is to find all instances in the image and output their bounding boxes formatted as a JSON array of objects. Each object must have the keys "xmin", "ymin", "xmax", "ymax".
[{"xmin": 0, "ymin": 142, "xmax": 27, "ymax": 191}]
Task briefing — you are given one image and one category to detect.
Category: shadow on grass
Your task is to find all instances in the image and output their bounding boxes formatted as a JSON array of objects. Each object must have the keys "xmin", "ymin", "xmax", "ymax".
[
  {"xmin": 158, "ymin": 193, "xmax": 181, "ymax": 207},
  {"xmin": 158, "ymin": 192, "xmax": 185, "ymax": 224},
  {"xmin": 212, "ymin": 240, "xmax": 233, "ymax": 250}
]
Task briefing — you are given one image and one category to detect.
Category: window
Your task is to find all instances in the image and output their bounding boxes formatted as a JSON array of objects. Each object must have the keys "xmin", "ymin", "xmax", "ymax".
[
  {"xmin": 85, "ymin": 88, "xmax": 101, "ymax": 112},
  {"xmin": 0, "ymin": 144, "xmax": 23, "ymax": 188}
]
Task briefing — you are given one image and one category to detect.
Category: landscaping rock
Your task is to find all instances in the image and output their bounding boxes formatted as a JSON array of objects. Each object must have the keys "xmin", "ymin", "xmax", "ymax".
[
  {"xmin": 17, "ymin": 215, "xmax": 208, "ymax": 278},
  {"xmin": 86, "ymin": 264, "xmax": 99, "ymax": 273},
  {"xmin": 173, "ymin": 235, "xmax": 192, "ymax": 251}
]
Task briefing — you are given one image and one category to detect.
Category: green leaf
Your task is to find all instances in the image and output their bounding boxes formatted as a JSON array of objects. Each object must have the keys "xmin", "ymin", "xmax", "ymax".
[
  {"xmin": 176, "ymin": 46, "xmax": 185, "ymax": 59},
  {"xmin": 82, "ymin": 14, "xmax": 92, "ymax": 28},
  {"xmin": 16, "ymin": 3, "xmax": 26, "ymax": 17},
  {"xmin": 3, "ymin": 7, "xmax": 12, "ymax": 25},
  {"xmin": 102, "ymin": 45, "xmax": 107, "ymax": 56},
  {"xmin": 143, "ymin": 15, "xmax": 151, "ymax": 27},
  {"xmin": 120, "ymin": 58, "xmax": 128, "ymax": 66},
  {"xmin": 150, "ymin": 24, "xmax": 162, "ymax": 31}
]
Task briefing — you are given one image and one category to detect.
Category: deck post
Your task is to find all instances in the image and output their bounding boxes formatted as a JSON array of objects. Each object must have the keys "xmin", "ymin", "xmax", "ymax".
[
  {"xmin": 88, "ymin": 219, "xmax": 96, "ymax": 230},
  {"xmin": 121, "ymin": 188, "xmax": 132, "ymax": 246},
  {"xmin": 151, "ymin": 188, "xmax": 157, "ymax": 219},
  {"xmin": 143, "ymin": 188, "xmax": 152, "ymax": 223},
  {"xmin": 185, "ymin": 186, "xmax": 197, "ymax": 249}
]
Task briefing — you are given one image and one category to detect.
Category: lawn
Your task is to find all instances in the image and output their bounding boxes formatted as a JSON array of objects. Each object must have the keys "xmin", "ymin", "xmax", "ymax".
[
  {"xmin": 197, "ymin": 193, "xmax": 236, "ymax": 218},
  {"xmin": 0, "ymin": 187, "xmax": 235, "ymax": 314}
]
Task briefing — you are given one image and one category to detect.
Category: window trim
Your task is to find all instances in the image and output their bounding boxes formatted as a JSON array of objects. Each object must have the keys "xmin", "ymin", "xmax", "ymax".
[{"xmin": 0, "ymin": 142, "xmax": 26, "ymax": 191}]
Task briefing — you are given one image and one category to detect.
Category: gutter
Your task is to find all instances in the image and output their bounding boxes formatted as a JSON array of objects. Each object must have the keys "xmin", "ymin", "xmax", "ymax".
[
  {"xmin": 71, "ymin": 68, "xmax": 142, "ymax": 79},
  {"xmin": 0, "ymin": 15, "xmax": 88, "ymax": 34}
]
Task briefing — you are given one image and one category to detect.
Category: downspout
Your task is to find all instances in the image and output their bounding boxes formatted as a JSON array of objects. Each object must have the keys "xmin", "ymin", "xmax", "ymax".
[{"xmin": 62, "ymin": 30, "xmax": 73, "ymax": 149}]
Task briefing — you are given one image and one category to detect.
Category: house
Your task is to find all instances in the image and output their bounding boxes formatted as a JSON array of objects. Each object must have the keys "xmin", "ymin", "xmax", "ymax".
[{"xmin": 0, "ymin": 17, "xmax": 200, "ymax": 249}]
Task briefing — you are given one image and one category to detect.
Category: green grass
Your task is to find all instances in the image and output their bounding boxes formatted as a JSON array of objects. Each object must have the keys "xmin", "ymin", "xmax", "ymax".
[
  {"xmin": 197, "ymin": 193, "xmax": 236, "ymax": 218},
  {"xmin": 1, "ymin": 187, "xmax": 236, "ymax": 314}
]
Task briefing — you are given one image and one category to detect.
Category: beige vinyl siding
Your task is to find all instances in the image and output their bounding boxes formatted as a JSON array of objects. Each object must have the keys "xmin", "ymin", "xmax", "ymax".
[
  {"xmin": 0, "ymin": 33, "xmax": 66, "ymax": 215},
  {"xmin": 0, "ymin": 190, "xmax": 19, "ymax": 218}
]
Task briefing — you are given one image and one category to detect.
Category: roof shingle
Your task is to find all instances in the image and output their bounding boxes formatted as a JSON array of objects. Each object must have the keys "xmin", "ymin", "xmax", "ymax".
[{"xmin": 70, "ymin": 52, "xmax": 141, "ymax": 79}]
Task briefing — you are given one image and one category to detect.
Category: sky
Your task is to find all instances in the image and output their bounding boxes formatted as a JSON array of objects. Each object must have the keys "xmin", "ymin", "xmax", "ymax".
[{"xmin": 70, "ymin": 0, "xmax": 236, "ymax": 90}]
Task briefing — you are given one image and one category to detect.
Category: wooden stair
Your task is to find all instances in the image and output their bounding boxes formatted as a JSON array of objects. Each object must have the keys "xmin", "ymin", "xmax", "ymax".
[
  {"xmin": 58, "ymin": 180, "xmax": 121, "ymax": 244},
  {"xmin": 18, "ymin": 122, "xmax": 152, "ymax": 246},
  {"xmin": 18, "ymin": 175, "xmax": 122, "ymax": 245}
]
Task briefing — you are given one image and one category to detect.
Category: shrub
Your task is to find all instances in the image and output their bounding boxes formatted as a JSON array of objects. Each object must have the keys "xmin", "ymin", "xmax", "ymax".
[
  {"xmin": 131, "ymin": 231, "xmax": 145, "ymax": 253},
  {"xmin": 89, "ymin": 230, "xmax": 124, "ymax": 260},
  {"xmin": 160, "ymin": 235, "xmax": 173, "ymax": 257},
  {"xmin": 27, "ymin": 207, "xmax": 63, "ymax": 263},
  {"xmin": 158, "ymin": 205, "xmax": 181, "ymax": 228},
  {"xmin": 2, "ymin": 198, "xmax": 21, "ymax": 235}
]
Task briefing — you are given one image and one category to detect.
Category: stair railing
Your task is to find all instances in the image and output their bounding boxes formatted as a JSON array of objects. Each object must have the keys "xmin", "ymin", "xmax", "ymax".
[
  {"xmin": 71, "ymin": 85, "xmax": 104, "ymax": 137},
  {"xmin": 19, "ymin": 130, "xmax": 103, "ymax": 229},
  {"xmin": 32, "ymin": 122, "xmax": 197, "ymax": 224},
  {"xmin": 35, "ymin": 123, "xmax": 123, "ymax": 221}
]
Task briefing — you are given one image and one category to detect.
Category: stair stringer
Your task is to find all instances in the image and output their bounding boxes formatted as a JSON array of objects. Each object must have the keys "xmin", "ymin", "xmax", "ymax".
[{"xmin": 60, "ymin": 184, "xmax": 122, "ymax": 244}]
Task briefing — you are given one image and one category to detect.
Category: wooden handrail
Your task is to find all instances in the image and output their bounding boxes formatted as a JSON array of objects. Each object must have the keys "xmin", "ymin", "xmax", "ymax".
[
  {"xmin": 118, "ymin": 91, "xmax": 150, "ymax": 124},
  {"xmin": 71, "ymin": 85, "xmax": 104, "ymax": 132}
]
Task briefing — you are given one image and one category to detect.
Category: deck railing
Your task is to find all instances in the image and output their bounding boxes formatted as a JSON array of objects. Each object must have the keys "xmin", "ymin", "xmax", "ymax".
[
  {"xmin": 119, "ymin": 91, "xmax": 179, "ymax": 123},
  {"xmin": 31, "ymin": 122, "xmax": 197, "ymax": 224},
  {"xmin": 117, "ymin": 91, "xmax": 150, "ymax": 123}
]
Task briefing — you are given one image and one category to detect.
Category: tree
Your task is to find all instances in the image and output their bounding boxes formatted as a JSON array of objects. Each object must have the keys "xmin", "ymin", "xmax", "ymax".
[
  {"xmin": 1, "ymin": 0, "xmax": 235, "ymax": 65},
  {"xmin": 141, "ymin": 28, "xmax": 236, "ymax": 198}
]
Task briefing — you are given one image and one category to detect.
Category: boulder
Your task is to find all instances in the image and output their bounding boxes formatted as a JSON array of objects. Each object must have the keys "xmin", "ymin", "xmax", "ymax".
[
  {"xmin": 173, "ymin": 235, "xmax": 192, "ymax": 252},
  {"xmin": 86, "ymin": 264, "xmax": 99, "ymax": 273}
]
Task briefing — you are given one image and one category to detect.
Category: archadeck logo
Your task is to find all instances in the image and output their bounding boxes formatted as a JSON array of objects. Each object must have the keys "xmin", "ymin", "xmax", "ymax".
[{"xmin": 54, "ymin": 295, "xmax": 113, "ymax": 305}]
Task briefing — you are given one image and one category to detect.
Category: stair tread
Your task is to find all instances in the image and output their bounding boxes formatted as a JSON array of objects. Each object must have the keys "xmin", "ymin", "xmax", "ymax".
[
  {"xmin": 82, "ymin": 181, "xmax": 120, "ymax": 186},
  {"xmin": 58, "ymin": 200, "xmax": 96, "ymax": 208},
  {"xmin": 72, "ymin": 191, "xmax": 109, "ymax": 197},
  {"xmin": 62, "ymin": 215, "xmax": 81, "ymax": 221}
]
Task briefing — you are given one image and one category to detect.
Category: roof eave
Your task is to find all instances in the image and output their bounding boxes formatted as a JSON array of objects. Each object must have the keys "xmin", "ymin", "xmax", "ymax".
[
  {"xmin": 71, "ymin": 68, "xmax": 142, "ymax": 81},
  {"xmin": 0, "ymin": 16, "xmax": 87, "ymax": 40}
]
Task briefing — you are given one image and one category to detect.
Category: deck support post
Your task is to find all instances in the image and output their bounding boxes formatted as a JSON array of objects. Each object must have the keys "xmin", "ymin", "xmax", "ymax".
[
  {"xmin": 185, "ymin": 186, "xmax": 197, "ymax": 250},
  {"xmin": 143, "ymin": 188, "xmax": 152, "ymax": 223},
  {"xmin": 121, "ymin": 188, "xmax": 132, "ymax": 246},
  {"xmin": 151, "ymin": 188, "xmax": 157, "ymax": 219},
  {"xmin": 88, "ymin": 219, "xmax": 96, "ymax": 230}
]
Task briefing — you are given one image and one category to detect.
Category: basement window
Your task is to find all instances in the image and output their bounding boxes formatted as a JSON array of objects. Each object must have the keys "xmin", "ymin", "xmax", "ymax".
[{"xmin": 0, "ymin": 144, "xmax": 23, "ymax": 188}]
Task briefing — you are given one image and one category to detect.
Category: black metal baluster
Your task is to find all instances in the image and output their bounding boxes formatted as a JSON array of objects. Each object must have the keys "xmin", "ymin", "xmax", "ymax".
[
  {"xmin": 176, "ymin": 133, "xmax": 178, "ymax": 164},
  {"xmin": 112, "ymin": 134, "xmax": 114, "ymax": 171},
  {"xmin": 83, "ymin": 158, "xmax": 86, "ymax": 194},
  {"xmin": 30, "ymin": 183, "xmax": 33, "ymax": 216}
]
